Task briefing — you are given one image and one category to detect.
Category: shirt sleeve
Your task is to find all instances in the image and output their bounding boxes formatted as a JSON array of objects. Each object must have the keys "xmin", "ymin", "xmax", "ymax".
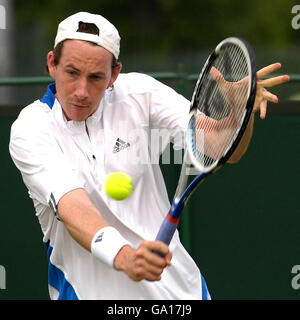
[
  {"xmin": 148, "ymin": 75, "xmax": 191, "ymax": 150},
  {"xmin": 9, "ymin": 106, "xmax": 84, "ymax": 215}
]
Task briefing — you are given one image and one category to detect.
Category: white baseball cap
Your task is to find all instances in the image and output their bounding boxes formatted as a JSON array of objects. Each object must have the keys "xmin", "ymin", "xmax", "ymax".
[{"xmin": 54, "ymin": 12, "xmax": 120, "ymax": 59}]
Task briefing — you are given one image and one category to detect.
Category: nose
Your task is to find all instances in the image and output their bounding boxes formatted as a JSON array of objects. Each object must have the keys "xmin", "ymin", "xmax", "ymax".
[{"xmin": 75, "ymin": 78, "xmax": 88, "ymax": 101}]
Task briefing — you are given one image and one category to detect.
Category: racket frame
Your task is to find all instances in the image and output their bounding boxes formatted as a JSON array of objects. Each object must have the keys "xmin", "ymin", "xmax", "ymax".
[
  {"xmin": 155, "ymin": 37, "xmax": 257, "ymax": 246},
  {"xmin": 188, "ymin": 37, "xmax": 257, "ymax": 173}
]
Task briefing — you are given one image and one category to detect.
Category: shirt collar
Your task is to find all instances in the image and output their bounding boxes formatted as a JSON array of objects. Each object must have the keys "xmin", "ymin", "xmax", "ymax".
[
  {"xmin": 40, "ymin": 82, "xmax": 104, "ymax": 125},
  {"xmin": 40, "ymin": 82, "xmax": 56, "ymax": 109}
]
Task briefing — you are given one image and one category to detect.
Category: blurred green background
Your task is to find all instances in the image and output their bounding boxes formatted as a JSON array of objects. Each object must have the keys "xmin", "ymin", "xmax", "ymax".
[{"xmin": 0, "ymin": 0, "xmax": 299, "ymax": 300}]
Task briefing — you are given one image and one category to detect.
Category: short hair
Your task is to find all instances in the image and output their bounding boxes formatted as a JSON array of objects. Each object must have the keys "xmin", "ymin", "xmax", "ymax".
[{"xmin": 46, "ymin": 21, "xmax": 120, "ymax": 73}]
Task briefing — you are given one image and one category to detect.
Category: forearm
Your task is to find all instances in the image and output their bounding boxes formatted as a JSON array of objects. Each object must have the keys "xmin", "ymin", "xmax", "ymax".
[
  {"xmin": 57, "ymin": 188, "xmax": 108, "ymax": 252},
  {"xmin": 57, "ymin": 188, "xmax": 172, "ymax": 281},
  {"xmin": 227, "ymin": 113, "xmax": 254, "ymax": 163}
]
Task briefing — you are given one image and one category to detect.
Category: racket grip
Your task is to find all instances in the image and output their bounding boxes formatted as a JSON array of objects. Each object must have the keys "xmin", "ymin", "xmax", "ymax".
[{"xmin": 155, "ymin": 213, "xmax": 180, "ymax": 246}]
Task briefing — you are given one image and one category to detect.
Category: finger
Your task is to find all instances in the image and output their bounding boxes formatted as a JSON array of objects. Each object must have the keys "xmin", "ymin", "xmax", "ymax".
[
  {"xmin": 138, "ymin": 240, "xmax": 170, "ymax": 264},
  {"xmin": 147, "ymin": 251, "xmax": 169, "ymax": 268},
  {"xmin": 133, "ymin": 265, "xmax": 162, "ymax": 282},
  {"xmin": 259, "ymin": 99, "xmax": 268, "ymax": 119},
  {"xmin": 145, "ymin": 271, "xmax": 162, "ymax": 282},
  {"xmin": 143, "ymin": 262, "xmax": 165, "ymax": 278},
  {"xmin": 257, "ymin": 62, "xmax": 281, "ymax": 79},
  {"xmin": 263, "ymin": 90, "xmax": 278, "ymax": 103},
  {"xmin": 258, "ymin": 75, "xmax": 290, "ymax": 88},
  {"xmin": 165, "ymin": 251, "xmax": 173, "ymax": 267},
  {"xmin": 210, "ymin": 66, "xmax": 224, "ymax": 83},
  {"xmin": 149, "ymin": 240, "xmax": 170, "ymax": 257}
]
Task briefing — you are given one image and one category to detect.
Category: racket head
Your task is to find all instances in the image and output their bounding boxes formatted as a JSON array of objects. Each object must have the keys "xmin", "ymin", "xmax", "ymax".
[{"xmin": 187, "ymin": 37, "xmax": 257, "ymax": 173}]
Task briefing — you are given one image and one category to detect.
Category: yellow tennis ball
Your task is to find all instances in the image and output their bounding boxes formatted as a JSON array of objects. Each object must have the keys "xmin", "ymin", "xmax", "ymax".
[{"xmin": 104, "ymin": 172, "xmax": 133, "ymax": 201}]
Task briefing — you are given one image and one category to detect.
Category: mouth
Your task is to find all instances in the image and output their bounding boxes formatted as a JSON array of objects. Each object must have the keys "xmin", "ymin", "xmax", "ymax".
[{"xmin": 71, "ymin": 103, "xmax": 89, "ymax": 108}]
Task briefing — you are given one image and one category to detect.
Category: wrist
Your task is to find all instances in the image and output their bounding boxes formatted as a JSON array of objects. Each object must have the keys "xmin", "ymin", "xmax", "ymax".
[
  {"xmin": 113, "ymin": 245, "xmax": 133, "ymax": 271},
  {"xmin": 91, "ymin": 226, "xmax": 130, "ymax": 268}
]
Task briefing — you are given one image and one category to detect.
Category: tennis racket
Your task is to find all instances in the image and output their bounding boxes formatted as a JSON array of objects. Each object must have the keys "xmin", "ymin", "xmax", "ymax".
[{"xmin": 155, "ymin": 37, "xmax": 257, "ymax": 246}]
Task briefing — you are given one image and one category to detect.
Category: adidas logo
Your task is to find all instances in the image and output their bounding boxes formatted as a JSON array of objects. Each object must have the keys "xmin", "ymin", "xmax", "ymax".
[
  {"xmin": 95, "ymin": 232, "xmax": 104, "ymax": 243},
  {"xmin": 113, "ymin": 138, "xmax": 130, "ymax": 153}
]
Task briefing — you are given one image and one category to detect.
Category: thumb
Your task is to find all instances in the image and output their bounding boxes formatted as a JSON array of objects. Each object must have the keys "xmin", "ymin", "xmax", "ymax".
[{"xmin": 210, "ymin": 66, "xmax": 225, "ymax": 83}]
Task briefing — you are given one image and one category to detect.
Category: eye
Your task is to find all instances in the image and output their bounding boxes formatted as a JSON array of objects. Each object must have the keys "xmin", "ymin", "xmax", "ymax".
[
  {"xmin": 90, "ymin": 74, "xmax": 103, "ymax": 81},
  {"xmin": 66, "ymin": 70, "xmax": 78, "ymax": 77}
]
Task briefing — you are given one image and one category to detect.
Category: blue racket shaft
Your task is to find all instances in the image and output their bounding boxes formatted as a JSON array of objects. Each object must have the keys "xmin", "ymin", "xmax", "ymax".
[
  {"xmin": 155, "ymin": 172, "xmax": 207, "ymax": 246},
  {"xmin": 154, "ymin": 203, "xmax": 183, "ymax": 256},
  {"xmin": 155, "ymin": 207, "xmax": 183, "ymax": 245}
]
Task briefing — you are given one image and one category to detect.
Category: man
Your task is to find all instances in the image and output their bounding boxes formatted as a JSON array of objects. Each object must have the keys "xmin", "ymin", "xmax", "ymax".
[{"xmin": 9, "ymin": 12, "xmax": 289, "ymax": 300}]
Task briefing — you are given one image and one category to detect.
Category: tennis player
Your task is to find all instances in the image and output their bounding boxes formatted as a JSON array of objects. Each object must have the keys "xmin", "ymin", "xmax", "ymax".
[{"xmin": 9, "ymin": 12, "xmax": 289, "ymax": 300}]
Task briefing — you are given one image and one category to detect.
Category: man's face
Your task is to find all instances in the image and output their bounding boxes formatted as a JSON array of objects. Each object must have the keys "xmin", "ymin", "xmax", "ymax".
[{"xmin": 47, "ymin": 39, "xmax": 121, "ymax": 121}]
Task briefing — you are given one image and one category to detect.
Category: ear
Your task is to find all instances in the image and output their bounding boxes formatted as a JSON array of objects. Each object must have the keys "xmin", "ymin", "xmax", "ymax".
[
  {"xmin": 47, "ymin": 51, "xmax": 56, "ymax": 78},
  {"xmin": 108, "ymin": 62, "xmax": 122, "ymax": 88}
]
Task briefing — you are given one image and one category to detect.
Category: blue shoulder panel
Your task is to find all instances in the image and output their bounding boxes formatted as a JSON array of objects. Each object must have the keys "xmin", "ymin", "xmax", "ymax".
[{"xmin": 40, "ymin": 83, "xmax": 56, "ymax": 109}]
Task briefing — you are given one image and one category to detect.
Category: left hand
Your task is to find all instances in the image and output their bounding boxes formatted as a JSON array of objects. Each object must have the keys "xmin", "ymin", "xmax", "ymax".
[{"xmin": 254, "ymin": 63, "xmax": 290, "ymax": 119}]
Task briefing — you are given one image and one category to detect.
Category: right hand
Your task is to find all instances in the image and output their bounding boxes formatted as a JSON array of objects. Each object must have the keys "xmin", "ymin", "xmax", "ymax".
[{"xmin": 114, "ymin": 240, "xmax": 172, "ymax": 281}]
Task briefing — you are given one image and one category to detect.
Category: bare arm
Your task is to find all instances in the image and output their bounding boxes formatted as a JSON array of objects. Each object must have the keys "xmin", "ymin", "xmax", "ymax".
[
  {"xmin": 57, "ymin": 188, "xmax": 108, "ymax": 251},
  {"xmin": 57, "ymin": 188, "xmax": 172, "ymax": 281},
  {"xmin": 227, "ymin": 113, "xmax": 254, "ymax": 163}
]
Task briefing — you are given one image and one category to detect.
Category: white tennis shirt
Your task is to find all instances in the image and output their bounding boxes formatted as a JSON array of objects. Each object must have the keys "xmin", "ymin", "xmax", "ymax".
[{"xmin": 9, "ymin": 72, "xmax": 210, "ymax": 300}]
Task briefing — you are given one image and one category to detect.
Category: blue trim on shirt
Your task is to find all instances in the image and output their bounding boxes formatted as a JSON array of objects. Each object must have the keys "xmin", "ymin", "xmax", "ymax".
[
  {"xmin": 45, "ymin": 241, "xmax": 79, "ymax": 300},
  {"xmin": 40, "ymin": 83, "xmax": 56, "ymax": 109},
  {"xmin": 201, "ymin": 274, "xmax": 209, "ymax": 300}
]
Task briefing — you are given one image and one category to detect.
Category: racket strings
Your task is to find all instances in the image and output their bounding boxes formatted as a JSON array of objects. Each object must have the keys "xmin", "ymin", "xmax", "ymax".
[{"xmin": 193, "ymin": 44, "xmax": 250, "ymax": 168}]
